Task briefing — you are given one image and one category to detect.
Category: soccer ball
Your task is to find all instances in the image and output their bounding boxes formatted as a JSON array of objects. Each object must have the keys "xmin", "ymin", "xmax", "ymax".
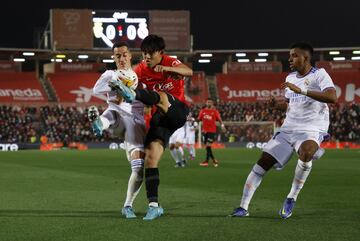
[{"xmin": 114, "ymin": 69, "xmax": 138, "ymax": 90}]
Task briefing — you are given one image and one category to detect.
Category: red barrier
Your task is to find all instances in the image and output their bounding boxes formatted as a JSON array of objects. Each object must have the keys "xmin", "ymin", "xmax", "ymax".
[
  {"xmin": 216, "ymin": 72, "xmax": 287, "ymax": 102},
  {"xmin": 186, "ymin": 71, "xmax": 208, "ymax": 104},
  {"xmin": 47, "ymin": 72, "xmax": 105, "ymax": 103},
  {"xmin": 316, "ymin": 61, "xmax": 360, "ymax": 72},
  {"xmin": 0, "ymin": 72, "xmax": 47, "ymax": 102},
  {"xmin": 216, "ymin": 71, "xmax": 360, "ymax": 103},
  {"xmin": 321, "ymin": 141, "xmax": 360, "ymax": 149}
]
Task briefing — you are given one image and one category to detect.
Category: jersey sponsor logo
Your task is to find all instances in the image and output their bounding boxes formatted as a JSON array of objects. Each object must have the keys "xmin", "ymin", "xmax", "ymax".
[
  {"xmin": 153, "ymin": 82, "xmax": 174, "ymax": 91},
  {"xmin": 203, "ymin": 114, "xmax": 214, "ymax": 120}
]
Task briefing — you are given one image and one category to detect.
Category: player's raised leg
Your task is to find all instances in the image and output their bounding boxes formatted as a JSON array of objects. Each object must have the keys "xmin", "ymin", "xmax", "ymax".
[
  {"xmin": 231, "ymin": 152, "xmax": 276, "ymax": 217},
  {"xmin": 88, "ymin": 106, "xmax": 112, "ymax": 137}
]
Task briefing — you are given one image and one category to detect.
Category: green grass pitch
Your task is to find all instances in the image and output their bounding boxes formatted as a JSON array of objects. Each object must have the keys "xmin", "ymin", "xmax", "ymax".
[{"xmin": 0, "ymin": 148, "xmax": 359, "ymax": 241}]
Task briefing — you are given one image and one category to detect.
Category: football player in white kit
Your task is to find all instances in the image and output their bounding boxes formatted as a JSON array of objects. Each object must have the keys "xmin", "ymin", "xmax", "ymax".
[
  {"xmin": 184, "ymin": 113, "xmax": 198, "ymax": 161},
  {"xmin": 231, "ymin": 42, "xmax": 337, "ymax": 219},
  {"xmin": 169, "ymin": 126, "xmax": 186, "ymax": 167},
  {"xmin": 88, "ymin": 42, "xmax": 146, "ymax": 219}
]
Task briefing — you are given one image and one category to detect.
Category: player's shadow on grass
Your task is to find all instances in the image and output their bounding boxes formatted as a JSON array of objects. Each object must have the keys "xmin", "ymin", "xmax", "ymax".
[
  {"xmin": 0, "ymin": 210, "xmax": 122, "ymax": 218},
  {"xmin": 0, "ymin": 210, "xmax": 312, "ymax": 220}
]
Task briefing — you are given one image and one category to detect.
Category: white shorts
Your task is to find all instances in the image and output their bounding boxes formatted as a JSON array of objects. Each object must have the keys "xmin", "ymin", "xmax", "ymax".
[
  {"xmin": 102, "ymin": 108, "xmax": 145, "ymax": 161},
  {"xmin": 263, "ymin": 131, "xmax": 327, "ymax": 168},
  {"xmin": 184, "ymin": 132, "xmax": 196, "ymax": 145},
  {"xmin": 169, "ymin": 127, "xmax": 185, "ymax": 145}
]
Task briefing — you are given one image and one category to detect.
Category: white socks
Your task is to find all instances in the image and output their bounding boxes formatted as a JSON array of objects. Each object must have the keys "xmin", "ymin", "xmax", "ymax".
[
  {"xmin": 149, "ymin": 202, "xmax": 159, "ymax": 207},
  {"xmin": 170, "ymin": 147, "xmax": 185, "ymax": 163},
  {"xmin": 99, "ymin": 116, "xmax": 110, "ymax": 130},
  {"xmin": 240, "ymin": 164, "xmax": 266, "ymax": 210},
  {"xmin": 189, "ymin": 145, "xmax": 195, "ymax": 157},
  {"xmin": 287, "ymin": 159, "xmax": 312, "ymax": 201},
  {"xmin": 124, "ymin": 159, "xmax": 144, "ymax": 207},
  {"xmin": 178, "ymin": 146, "xmax": 184, "ymax": 160},
  {"xmin": 170, "ymin": 149, "xmax": 181, "ymax": 163}
]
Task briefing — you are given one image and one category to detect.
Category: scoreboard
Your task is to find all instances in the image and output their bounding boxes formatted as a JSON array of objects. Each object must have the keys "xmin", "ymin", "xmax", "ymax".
[
  {"xmin": 92, "ymin": 10, "xmax": 149, "ymax": 49},
  {"xmin": 51, "ymin": 9, "xmax": 190, "ymax": 50}
]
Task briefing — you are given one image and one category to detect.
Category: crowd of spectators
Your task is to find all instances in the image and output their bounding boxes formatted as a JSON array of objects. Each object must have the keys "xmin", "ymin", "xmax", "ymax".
[
  {"xmin": 0, "ymin": 102, "xmax": 358, "ymax": 144},
  {"xmin": 39, "ymin": 105, "xmax": 116, "ymax": 144},
  {"xmin": 192, "ymin": 101, "xmax": 360, "ymax": 143},
  {"xmin": 0, "ymin": 106, "xmax": 37, "ymax": 143},
  {"xmin": 328, "ymin": 102, "xmax": 360, "ymax": 142}
]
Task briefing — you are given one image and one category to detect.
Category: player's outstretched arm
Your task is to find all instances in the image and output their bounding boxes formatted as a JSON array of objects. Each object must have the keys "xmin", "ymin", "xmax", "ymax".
[
  {"xmin": 281, "ymin": 82, "xmax": 337, "ymax": 104},
  {"xmin": 154, "ymin": 63, "xmax": 193, "ymax": 77}
]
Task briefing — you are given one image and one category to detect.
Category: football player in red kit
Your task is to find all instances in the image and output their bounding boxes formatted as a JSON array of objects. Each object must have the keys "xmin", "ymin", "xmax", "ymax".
[
  {"xmin": 110, "ymin": 34, "xmax": 193, "ymax": 220},
  {"xmin": 198, "ymin": 98, "xmax": 226, "ymax": 167}
]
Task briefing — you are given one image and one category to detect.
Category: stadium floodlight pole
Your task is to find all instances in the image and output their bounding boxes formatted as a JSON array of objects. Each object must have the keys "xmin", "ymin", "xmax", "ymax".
[{"xmin": 38, "ymin": 20, "xmax": 50, "ymax": 49}]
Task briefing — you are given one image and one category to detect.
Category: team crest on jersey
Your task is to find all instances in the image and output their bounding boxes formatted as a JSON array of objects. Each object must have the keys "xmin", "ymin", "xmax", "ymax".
[{"xmin": 304, "ymin": 79, "xmax": 310, "ymax": 86}]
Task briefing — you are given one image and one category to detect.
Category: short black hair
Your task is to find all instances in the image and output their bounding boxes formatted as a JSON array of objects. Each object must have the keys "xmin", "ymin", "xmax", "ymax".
[
  {"xmin": 112, "ymin": 41, "xmax": 129, "ymax": 50},
  {"xmin": 140, "ymin": 34, "xmax": 166, "ymax": 54},
  {"xmin": 290, "ymin": 42, "xmax": 314, "ymax": 56}
]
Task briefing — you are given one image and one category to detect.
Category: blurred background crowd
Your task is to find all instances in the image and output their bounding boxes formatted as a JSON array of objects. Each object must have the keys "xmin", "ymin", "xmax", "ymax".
[{"xmin": 1, "ymin": 102, "xmax": 358, "ymax": 144}]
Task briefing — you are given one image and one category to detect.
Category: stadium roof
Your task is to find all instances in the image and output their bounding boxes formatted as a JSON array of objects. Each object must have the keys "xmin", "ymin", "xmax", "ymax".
[{"xmin": 1, "ymin": 0, "xmax": 359, "ymax": 49}]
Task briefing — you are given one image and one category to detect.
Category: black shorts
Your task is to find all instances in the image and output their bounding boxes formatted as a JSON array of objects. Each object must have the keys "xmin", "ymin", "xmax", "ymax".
[
  {"xmin": 144, "ymin": 93, "xmax": 189, "ymax": 148},
  {"xmin": 203, "ymin": 132, "xmax": 216, "ymax": 144}
]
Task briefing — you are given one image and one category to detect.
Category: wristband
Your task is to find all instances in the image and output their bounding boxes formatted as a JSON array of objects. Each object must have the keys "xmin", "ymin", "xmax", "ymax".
[{"xmin": 300, "ymin": 89, "xmax": 308, "ymax": 96}]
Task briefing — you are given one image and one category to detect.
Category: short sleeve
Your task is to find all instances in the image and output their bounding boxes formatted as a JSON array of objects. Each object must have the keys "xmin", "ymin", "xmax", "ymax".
[{"xmin": 317, "ymin": 68, "xmax": 335, "ymax": 91}]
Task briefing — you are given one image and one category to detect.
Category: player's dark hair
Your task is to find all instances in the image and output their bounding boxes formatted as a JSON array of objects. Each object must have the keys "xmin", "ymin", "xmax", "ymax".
[
  {"xmin": 140, "ymin": 34, "xmax": 166, "ymax": 54},
  {"xmin": 112, "ymin": 41, "xmax": 129, "ymax": 50},
  {"xmin": 290, "ymin": 42, "xmax": 314, "ymax": 56}
]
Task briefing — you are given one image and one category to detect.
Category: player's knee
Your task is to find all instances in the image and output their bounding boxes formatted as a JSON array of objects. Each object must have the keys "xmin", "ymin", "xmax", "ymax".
[
  {"xmin": 299, "ymin": 150, "xmax": 315, "ymax": 162},
  {"xmin": 144, "ymin": 151, "xmax": 160, "ymax": 168},
  {"xmin": 298, "ymin": 159, "xmax": 312, "ymax": 170},
  {"xmin": 130, "ymin": 149, "xmax": 145, "ymax": 160}
]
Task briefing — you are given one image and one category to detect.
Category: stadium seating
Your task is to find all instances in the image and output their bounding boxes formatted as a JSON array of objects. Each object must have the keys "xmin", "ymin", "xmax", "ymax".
[
  {"xmin": 1, "ymin": 102, "xmax": 358, "ymax": 144},
  {"xmin": 0, "ymin": 72, "xmax": 47, "ymax": 103},
  {"xmin": 47, "ymin": 72, "xmax": 105, "ymax": 103}
]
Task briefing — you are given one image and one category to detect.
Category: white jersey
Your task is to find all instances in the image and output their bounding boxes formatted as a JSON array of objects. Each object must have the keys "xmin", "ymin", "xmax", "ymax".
[
  {"xmin": 281, "ymin": 67, "xmax": 335, "ymax": 133},
  {"xmin": 184, "ymin": 118, "xmax": 198, "ymax": 144},
  {"xmin": 93, "ymin": 70, "xmax": 144, "ymax": 117},
  {"xmin": 169, "ymin": 126, "xmax": 185, "ymax": 144}
]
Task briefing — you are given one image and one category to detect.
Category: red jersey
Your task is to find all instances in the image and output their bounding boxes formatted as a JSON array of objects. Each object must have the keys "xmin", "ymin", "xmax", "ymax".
[
  {"xmin": 134, "ymin": 55, "xmax": 187, "ymax": 104},
  {"xmin": 198, "ymin": 108, "xmax": 221, "ymax": 133}
]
